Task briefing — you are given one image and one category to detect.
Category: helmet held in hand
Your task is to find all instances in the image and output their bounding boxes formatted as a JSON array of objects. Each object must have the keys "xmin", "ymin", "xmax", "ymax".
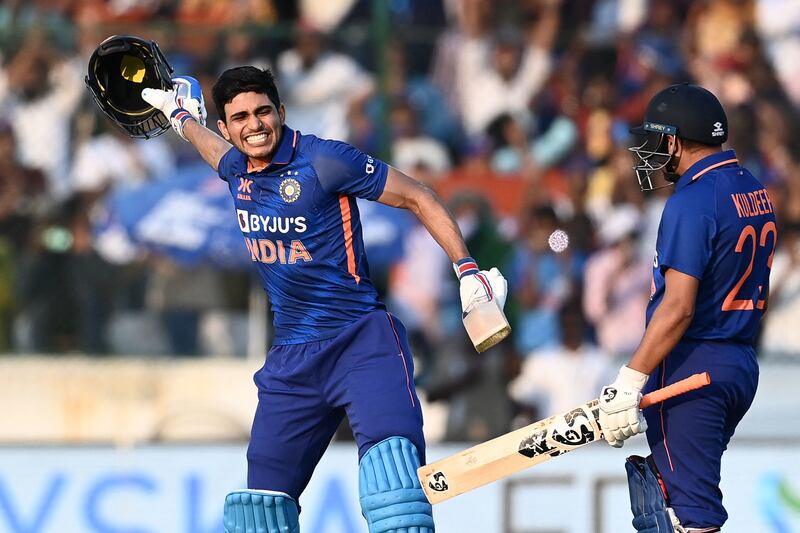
[{"xmin": 85, "ymin": 35, "xmax": 174, "ymax": 139}]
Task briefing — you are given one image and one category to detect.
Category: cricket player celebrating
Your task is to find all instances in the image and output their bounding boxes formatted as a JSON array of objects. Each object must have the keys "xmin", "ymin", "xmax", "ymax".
[
  {"xmin": 596, "ymin": 84, "xmax": 776, "ymax": 532},
  {"xmin": 140, "ymin": 66, "xmax": 508, "ymax": 532}
]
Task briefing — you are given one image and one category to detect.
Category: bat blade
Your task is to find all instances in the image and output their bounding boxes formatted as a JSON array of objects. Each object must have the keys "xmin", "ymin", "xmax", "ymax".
[{"xmin": 418, "ymin": 372, "xmax": 711, "ymax": 504}]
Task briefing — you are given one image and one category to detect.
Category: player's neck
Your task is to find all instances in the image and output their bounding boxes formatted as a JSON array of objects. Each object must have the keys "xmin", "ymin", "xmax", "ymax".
[
  {"xmin": 676, "ymin": 146, "xmax": 723, "ymax": 176},
  {"xmin": 247, "ymin": 156, "xmax": 273, "ymax": 173}
]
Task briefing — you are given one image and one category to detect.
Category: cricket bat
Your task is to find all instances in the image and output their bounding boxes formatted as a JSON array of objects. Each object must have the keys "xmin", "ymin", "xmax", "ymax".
[
  {"xmin": 418, "ymin": 372, "xmax": 711, "ymax": 504},
  {"xmin": 463, "ymin": 299, "xmax": 511, "ymax": 353}
]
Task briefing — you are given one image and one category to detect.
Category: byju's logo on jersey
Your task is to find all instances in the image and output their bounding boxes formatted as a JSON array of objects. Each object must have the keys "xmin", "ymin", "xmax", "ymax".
[
  {"xmin": 279, "ymin": 176, "xmax": 301, "ymax": 203},
  {"xmin": 712, "ymin": 122, "xmax": 725, "ymax": 137},
  {"xmin": 237, "ymin": 209, "xmax": 250, "ymax": 232},
  {"xmin": 236, "ymin": 210, "xmax": 308, "ymax": 234}
]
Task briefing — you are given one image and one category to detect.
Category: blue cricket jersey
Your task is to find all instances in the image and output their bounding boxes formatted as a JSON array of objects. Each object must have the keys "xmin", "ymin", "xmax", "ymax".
[
  {"xmin": 647, "ymin": 150, "xmax": 777, "ymax": 344},
  {"xmin": 218, "ymin": 126, "xmax": 387, "ymax": 345}
]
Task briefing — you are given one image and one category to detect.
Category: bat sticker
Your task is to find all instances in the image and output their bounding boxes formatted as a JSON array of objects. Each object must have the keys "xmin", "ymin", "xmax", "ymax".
[
  {"xmin": 518, "ymin": 428, "xmax": 559, "ymax": 458},
  {"xmin": 428, "ymin": 472, "xmax": 449, "ymax": 492},
  {"xmin": 550, "ymin": 407, "xmax": 596, "ymax": 447}
]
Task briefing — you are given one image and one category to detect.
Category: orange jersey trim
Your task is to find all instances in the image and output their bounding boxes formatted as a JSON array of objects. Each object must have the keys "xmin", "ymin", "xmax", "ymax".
[
  {"xmin": 338, "ymin": 195, "xmax": 361, "ymax": 284},
  {"xmin": 691, "ymin": 158, "xmax": 738, "ymax": 181},
  {"xmin": 247, "ymin": 159, "xmax": 267, "ymax": 173}
]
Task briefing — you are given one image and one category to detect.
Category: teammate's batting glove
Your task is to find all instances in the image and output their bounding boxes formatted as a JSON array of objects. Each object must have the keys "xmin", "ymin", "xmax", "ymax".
[
  {"xmin": 454, "ymin": 258, "xmax": 507, "ymax": 313},
  {"xmin": 598, "ymin": 365, "xmax": 650, "ymax": 448},
  {"xmin": 141, "ymin": 76, "xmax": 207, "ymax": 141}
]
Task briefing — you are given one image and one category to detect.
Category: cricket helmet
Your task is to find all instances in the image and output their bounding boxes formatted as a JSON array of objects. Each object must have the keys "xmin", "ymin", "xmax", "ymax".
[
  {"xmin": 629, "ymin": 83, "xmax": 727, "ymax": 190},
  {"xmin": 85, "ymin": 35, "xmax": 174, "ymax": 139}
]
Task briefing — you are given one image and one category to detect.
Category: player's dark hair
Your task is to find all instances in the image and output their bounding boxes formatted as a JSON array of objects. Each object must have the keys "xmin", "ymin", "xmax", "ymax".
[{"xmin": 212, "ymin": 66, "xmax": 281, "ymax": 121}]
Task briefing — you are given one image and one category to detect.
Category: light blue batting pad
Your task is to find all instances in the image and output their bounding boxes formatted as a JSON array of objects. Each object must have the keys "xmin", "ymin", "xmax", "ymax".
[
  {"xmin": 359, "ymin": 436, "xmax": 435, "ymax": 533},
  {"xmin": 626, "ymin": 456, "xmax": 676, "ymax": 533},
  {"xmin": 223, "ymin": 489, "xmax": 299, "ymax": 533}
]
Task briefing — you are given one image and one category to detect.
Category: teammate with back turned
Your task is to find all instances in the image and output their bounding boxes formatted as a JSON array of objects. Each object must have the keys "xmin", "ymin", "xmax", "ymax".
[
  {"xmin": 596, "ymin": 83, "xmax": 776, "ymax": 532},
  {"xmin": 136, "ymin": 64, "xmax": 511, "ymax": 532}
]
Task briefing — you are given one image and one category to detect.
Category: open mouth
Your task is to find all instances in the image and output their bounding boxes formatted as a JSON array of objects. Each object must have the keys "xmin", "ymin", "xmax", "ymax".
[{"xmin": 244, "ymin": 132, "xmax": 269, "ymax": 147}]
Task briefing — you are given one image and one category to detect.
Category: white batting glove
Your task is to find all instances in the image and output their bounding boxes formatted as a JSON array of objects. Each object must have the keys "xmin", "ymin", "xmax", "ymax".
[
  {"xmin": 598, "ymin": 366, "xmax": 649, "ymax": 448},
  {"xmin": 454, "ymin": 258, "xmax": 507, "ymax": 313},
  {"xmin": 484, "ymin": 267, "xmax": 507, "ymax": 309},
  {"xmin": 141, "ymin": 76, "xmax": 206, "ymax": 140}
]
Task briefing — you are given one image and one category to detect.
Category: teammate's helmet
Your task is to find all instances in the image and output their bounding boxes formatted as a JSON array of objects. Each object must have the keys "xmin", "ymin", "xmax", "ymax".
[
  {"xmin": 85, "ymin": 35, "xmax": 174, "ymax": 139},
  {"xmin": 629, "ymin": 83, "xmax": 727, "ymax": 191}
]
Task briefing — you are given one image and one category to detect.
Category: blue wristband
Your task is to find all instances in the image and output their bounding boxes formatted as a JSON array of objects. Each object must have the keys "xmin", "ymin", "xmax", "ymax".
[{"xmin": 454, "ymin": 257, "xmax": 479, "ymax": 279}]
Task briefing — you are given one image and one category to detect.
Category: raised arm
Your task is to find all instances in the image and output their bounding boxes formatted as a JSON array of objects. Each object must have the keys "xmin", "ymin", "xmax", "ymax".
[
  {"xmin": 180, "ymin": 120, "xmax": 231, "ymax": 172},
  {"xmin": 141, "ymin": 76, "xmax": 232, "ymax": 171}
]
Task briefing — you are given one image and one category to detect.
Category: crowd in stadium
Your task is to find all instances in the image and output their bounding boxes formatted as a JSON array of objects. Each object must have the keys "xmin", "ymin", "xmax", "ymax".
[{"xmin": 1, "ymin": 0, "xmax": 800, "ymax": 442}]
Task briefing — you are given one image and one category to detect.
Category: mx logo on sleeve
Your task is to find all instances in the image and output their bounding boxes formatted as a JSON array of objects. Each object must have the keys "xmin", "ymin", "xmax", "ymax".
[{"xmin": 237, "ymin": 178, "xmax": 254, "ymax": 201}]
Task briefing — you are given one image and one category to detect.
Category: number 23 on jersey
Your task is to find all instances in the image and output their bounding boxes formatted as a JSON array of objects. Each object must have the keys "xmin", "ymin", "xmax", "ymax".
[{"xmin": 722, "ymin": 221, "xmax": 777, "ymax": 311}]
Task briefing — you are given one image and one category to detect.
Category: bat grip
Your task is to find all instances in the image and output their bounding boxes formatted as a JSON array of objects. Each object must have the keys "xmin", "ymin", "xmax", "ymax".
[{"xmin": 639, "ymin": 372, "xmax": 711, "ymax": 409}]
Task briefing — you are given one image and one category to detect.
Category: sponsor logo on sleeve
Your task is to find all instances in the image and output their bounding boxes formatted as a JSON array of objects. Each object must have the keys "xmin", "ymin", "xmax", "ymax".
[{"xmin": 237, "ymin": 178, "xmax": 253, "ymax": 201}]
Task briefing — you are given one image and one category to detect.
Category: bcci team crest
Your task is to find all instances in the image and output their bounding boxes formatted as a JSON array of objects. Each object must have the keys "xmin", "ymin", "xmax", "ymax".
[{"xmin": 279, "ymin": 178, "xmax": 301, "ymax": 203}]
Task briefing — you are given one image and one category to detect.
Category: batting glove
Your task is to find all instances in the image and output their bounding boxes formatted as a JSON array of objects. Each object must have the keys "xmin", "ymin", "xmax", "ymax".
[
  {"xmin": 454, "ymin": 258, "xmax": 508, "ymax": 313},
  {"xmin": 598, "ymin": 366, "xmax": 649, "ymax": 448},
  {"xmin": 141, "ymin": 76, "xmax": 207, "ymax": 140}
]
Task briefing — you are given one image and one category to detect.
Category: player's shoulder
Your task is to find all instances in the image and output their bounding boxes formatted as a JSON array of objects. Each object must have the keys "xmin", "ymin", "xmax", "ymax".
[
  {"xmin": 218, "ymin": 145, "xmax": 247, "ymax": 181},
  {"xmin": 665, "ymin": 178, "xmax": 716, "ymax": 217},
  {"xmin": 296, "ymin": 132, "xmax": 351, "ymax": 153},
  {"xmin": 296, "ymin": 133, "xmax": 369, "ymax": 167}
]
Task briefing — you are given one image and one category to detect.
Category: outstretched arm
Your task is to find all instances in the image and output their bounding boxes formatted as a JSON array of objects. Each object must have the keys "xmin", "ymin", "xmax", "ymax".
[
  {"xmin": 141, "ymin": 77, "xmax": 231, "ymax": 171},
  {"xmin": 180, "ymin": 120, "xmax": 231, "ymax": 172}
]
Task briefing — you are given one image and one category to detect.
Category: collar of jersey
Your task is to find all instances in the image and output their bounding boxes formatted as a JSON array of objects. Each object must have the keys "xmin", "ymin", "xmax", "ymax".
[
  {"xmin": 676, "ymin": 149, "xmax": 738, "ymax": 191},
  {"xmin": 244, "ymin": 126, "xmax": 298, "ymax": 174}
]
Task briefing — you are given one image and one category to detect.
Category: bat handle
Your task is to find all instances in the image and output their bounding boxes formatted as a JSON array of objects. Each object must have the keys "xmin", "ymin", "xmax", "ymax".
[{"xmin": 639, "ymin": 372, "xmax": 711, "ymax": 409}]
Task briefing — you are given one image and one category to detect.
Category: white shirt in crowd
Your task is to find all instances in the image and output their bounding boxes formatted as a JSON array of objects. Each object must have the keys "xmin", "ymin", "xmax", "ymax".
[
  {"xmin": 456, "ymin": 37, "xmax": 551, "ymax": 136},
  {"xmin": 509, "ymin": 343, "xmax": 613, "ymax": 416},
  {"xmin": 277, "ymin": 49, "xmax": 373, "ymax": 141},
  {"xmin": 0, "ymin": 58, "xmax": 83, "ymax": 200},
  {"xmin": 761, "ymin": 242, "xmax": 800, "ymax": 355},
  {"xmin": 70, "ymin": 133, "xmax": 176, "ymax": 193}
]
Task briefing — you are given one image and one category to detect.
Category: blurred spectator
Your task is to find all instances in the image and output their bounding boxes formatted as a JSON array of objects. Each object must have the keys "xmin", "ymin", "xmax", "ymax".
[
  {"xmin": 0, "ymin": 39, "xmax": 83, "ymax": 200},
  {"xmin": 14, "ymin": 195, "xmax": 117, "ymax": 354},
  {"xmin": 511, "ymin": 205, "xmax": 575, "ymax": 353},
  {"xmin": 583, "ymin": 205, "xmax": 651, "ymax": 358},
  {"xmin": 455, "ymin": 0, "xmax": 560, "ymax": 137},
  {"xmin": 390, "ymin": 99, "xmax": 452, "ymax": 180},
  {"xmin": 509, "ymin": 298, "xmax": 612, "ymax": 419},
  {"xmin": 486, "ymin": 105, "xmax": 578, "ymax": 175},
  {"xmin": 214, "ymin": 28, "xmax": 272, "ymax": 74},
  {"xmin": 761, "ymin": 221, "xmax": 800, "ymax": 356},
  {"xmin": 69, "ymin": 114, "xmax": 176, "ymax": 195},
  {"xmin": 756, "ymin": 0, "xmax": 800, "ymax": 107},
  {"xmin": 0, "ymin": 121, "xmax": 47, "ymax": 250},
  {"xmin": 145, "ymin": 260, "xmax": 227, "ymax": 356},
  {"xmin": 0, "ymin": 2, "xmax": 76, "ymax": 53},
  {"xmin": 277, "ymin": 23, "xmax": 373, "ymax": 141},
  {"xmin": 378, "ymin": 41, "xmax": 462, "ymax": 148},
  {"xmin": 0, "ymin": 121, "xmax": 46, "ymax": 349}
]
